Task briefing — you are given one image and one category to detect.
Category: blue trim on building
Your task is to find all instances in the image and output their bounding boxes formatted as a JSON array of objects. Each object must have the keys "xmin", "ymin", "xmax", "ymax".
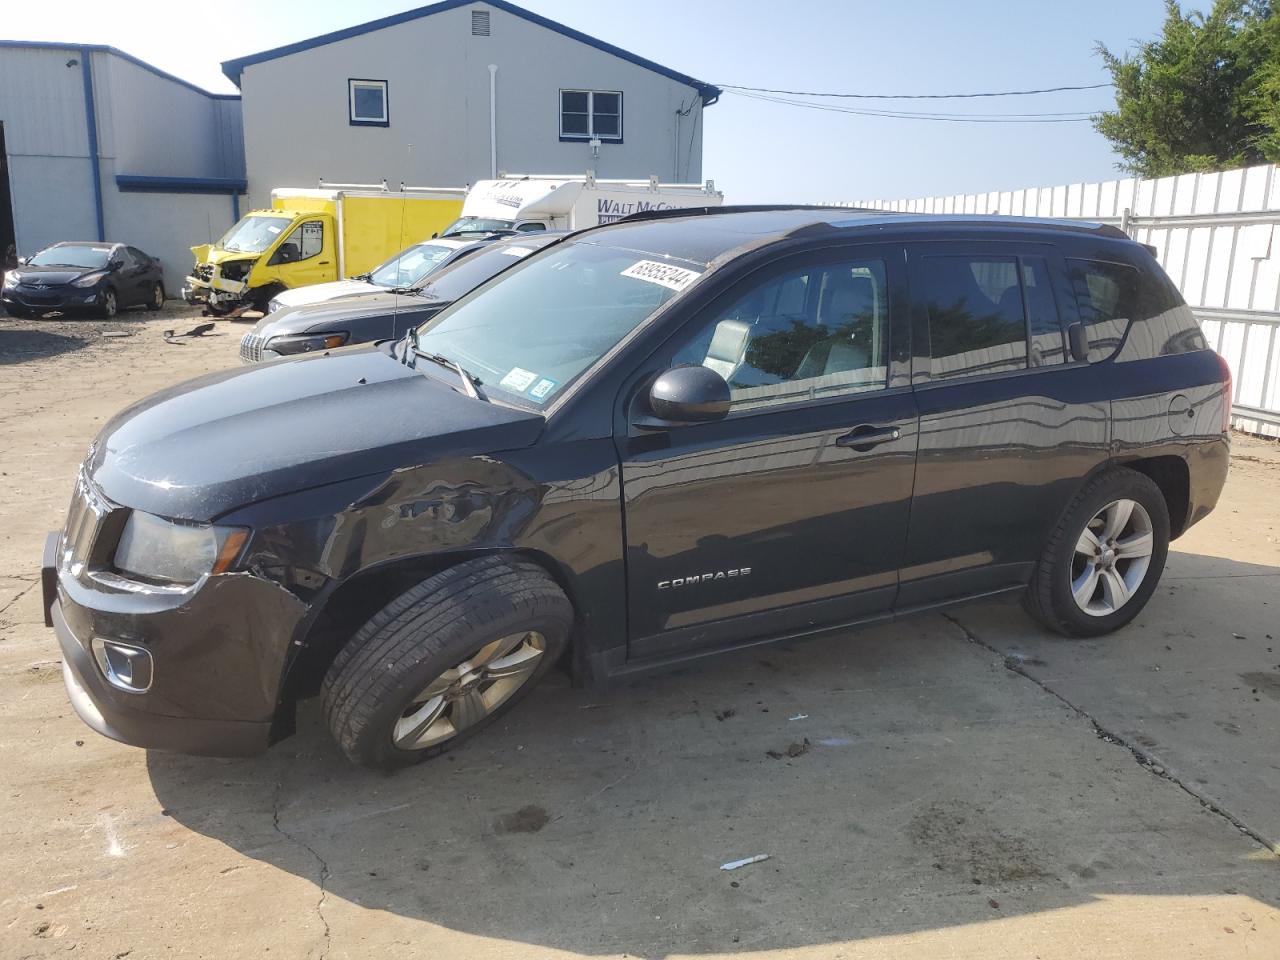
[
  {"xmin": 79, "ymin": 48, "xmax": 105, "ymax": 242},
  {"xmin": 115, "ymin": 175, "xmax": 248, "ymax": 194},
  {"xmin": 232, "ymin": 192, "xmax": 240, "ymax": 222},
  {"xmin": 220, "ymin": 0, "xmax": 721, "ymax": 104},
  {"xmin": 0, "ymin": 40, "xmax": 239, "ymax": 100}
]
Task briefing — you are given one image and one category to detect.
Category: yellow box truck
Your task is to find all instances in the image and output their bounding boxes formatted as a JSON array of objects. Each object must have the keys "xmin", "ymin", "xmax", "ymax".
[{"xmin": 183, "ymin": 183, "xmax": 465, "ymax": 314}]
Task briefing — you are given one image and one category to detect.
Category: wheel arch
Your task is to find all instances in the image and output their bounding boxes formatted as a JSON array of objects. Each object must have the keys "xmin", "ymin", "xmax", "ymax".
[
  {"xmin": 269, "ymin": 547, "xmax": 582, "ymax": 742},
  {"xmin": 1113, "ymin": 453, "xmax": 1191, "ymax": 538}
]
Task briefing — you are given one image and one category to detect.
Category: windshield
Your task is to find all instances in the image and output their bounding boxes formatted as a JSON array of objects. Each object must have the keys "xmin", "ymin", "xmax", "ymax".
[
  {"xmin": 414, "ymin": 242, "xmax": 702, "ymax": 407},
  {"xmin": 217, "ymin": 215, "xmax": 293, "ymax": 254},
  {"xmin": 368, "ymin": 242, "xmax": 462, "ymax": 288},
  {"xmin": 440, "ymin": 217, "xmax": 515, "ymax": 237},
  {"xmin": 29, "ymin": 245, "xmax": 112, "ymax": 269},
  {"xmin": 413, "ymin": 241, "xmax": 549, "ymax": 301}
]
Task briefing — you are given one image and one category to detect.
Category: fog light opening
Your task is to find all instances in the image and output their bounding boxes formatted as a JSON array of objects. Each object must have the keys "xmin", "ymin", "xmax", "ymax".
[{"xmin": 91, "ymin": 638, "xmax": 153, "ymax": 693}]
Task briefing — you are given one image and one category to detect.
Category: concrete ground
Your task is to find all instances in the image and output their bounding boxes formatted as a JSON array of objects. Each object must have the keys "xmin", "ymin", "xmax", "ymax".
[{"xmin": 1, "ymin": 311, "xmax": 1277, "ymax": 959}]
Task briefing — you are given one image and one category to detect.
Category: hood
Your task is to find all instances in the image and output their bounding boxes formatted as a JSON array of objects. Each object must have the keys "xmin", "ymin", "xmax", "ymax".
[
  {"xmin": 11, "ymin": 264, "xmax": 101, "ymax": 285},
  {"xmin": 273, "ymin": 279, "xmax": 381, "ymax": 310},
  {"xmin": 251, "ymin": 291, "xmax": 445, "ymax": 338},
  {"xmin": 194, "ymin": 244, "xmax": 263, "ymax": 267},
  {"xmin": 88, "ymin": 345, "xmax": 544, "ymax": 521}
]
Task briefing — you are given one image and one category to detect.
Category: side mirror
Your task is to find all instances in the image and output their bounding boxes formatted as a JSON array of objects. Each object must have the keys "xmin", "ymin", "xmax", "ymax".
[
  {"xmin": 431, "ymin": 232, "xmax": 439, "ymax": 239},
  {"xmin": 646, "ymin": 365, "xmax": 731, "ymax": 425},
  {"xmin": 18, "ymin": 256, "xmax": 29, "ymax": 265},
  {"xmin": 1067, "ymin": 322, "xmax": 1090, "ymax": 362}
]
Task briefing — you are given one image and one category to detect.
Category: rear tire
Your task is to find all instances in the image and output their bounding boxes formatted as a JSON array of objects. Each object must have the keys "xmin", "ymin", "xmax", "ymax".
[
  {"xmin": 321, "ymin": 556, "xmax": 573, "ymax": 770},
  {"xmin": 1025, "ymin": 468, "xmax": 1170, "ymax": 637}
]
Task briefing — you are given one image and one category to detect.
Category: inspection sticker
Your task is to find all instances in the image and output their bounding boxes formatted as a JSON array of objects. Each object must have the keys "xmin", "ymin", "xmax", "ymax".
[
  {"xmin": 499, "ymin": 367, "xmax": 538, "ymax": 391},
  {"xmin": 499, "ymin": 246, "xmax": 534, "ymax": 257},
  {"xmin": 528, "ymin": 378, "xmax": 558, "ymax": 400},
  {"xmin": 621, "ymin": 259, "xmax": 701, "ymax": 292}
]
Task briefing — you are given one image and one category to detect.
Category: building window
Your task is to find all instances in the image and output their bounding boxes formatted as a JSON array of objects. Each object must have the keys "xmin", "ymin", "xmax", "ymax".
[
  {"xmin": 560, "ymin": 90, "xmax": 622, "ymax": 142},
  {"xmin": 349, "ymin": 79, "xmax": 389, "ymax": 127}
]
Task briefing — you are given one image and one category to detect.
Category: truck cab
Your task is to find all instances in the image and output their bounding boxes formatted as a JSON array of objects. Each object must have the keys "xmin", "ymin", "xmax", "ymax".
[{"xmin": 184, "ymin": 185, "xmax": 465, "ymax": 314}]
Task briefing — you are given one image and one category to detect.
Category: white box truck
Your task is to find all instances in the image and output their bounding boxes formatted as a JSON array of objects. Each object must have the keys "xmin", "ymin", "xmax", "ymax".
[{"xmin": 439, "ymin": 174, "xmax": 723, "ymax": 237}]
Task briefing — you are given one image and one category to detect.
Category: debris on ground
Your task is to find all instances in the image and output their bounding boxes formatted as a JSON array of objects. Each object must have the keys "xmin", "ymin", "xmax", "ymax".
[
  {"xmin": 789, "ymin": 714, "xmax": 808, "ymax": 721},
  {"xmin": 714, "ymin": 708, "xmax": 735, "ymax": 722},
  {"xmin": 720, "ymin": 854, "xmax": 770, "ymax": 871},
  {"xmin": 766, "ymin": 738, "xmax": 811, "ymax": 760},
  {"xmin": 163, "ymin": 323, "xmax": 219, "ymax": 344},
  {"xmin": 101, "ymin": 330, "xmax": 131, "ymax": 338}
]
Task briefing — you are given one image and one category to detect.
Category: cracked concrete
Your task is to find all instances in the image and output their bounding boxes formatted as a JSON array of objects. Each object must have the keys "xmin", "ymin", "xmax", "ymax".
[
  {"xmin": 272, "ymin": 780, "xmax": 333, "ymax": 960},
  {"xmin": 2, "ymin": 320, "xmax": 1279, "ymax": 958}
]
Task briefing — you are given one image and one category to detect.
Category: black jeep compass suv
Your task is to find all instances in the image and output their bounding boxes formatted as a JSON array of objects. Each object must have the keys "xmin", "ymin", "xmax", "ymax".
[{"xmin": 42, "ymin": 208, "xmax": 1230, "ymax": 769}]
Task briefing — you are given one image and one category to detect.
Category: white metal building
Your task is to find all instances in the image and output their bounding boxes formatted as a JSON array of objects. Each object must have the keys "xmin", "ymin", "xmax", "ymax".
[
  {"xmin": 223, "ymin": 0, "xmax": 720, "ymax": 209},
  {"xmin": 0, "ymin": 41, "xmax": 246, "ymax": 286}
]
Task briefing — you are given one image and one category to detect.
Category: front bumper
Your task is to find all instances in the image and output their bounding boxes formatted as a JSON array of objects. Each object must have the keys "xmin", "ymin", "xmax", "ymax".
[
  {"xmin": 52, "ymin": 600, "xmax": 271, "ymax": 757},
  {"xmin": 42, "ymin": 528, "xmax": 305, "ymax": 758},
  {"xmin": 3, "ymin": 286, "xmax": 100, "ymax": 312}
]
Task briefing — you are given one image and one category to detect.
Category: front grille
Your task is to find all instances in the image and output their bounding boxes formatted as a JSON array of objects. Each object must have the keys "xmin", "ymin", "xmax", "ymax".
[
  {"xmin": 194, "ymin": 263, "xmax": 214, "ymax": 282},
  {"xmin": 62, "ymin": 472, "xmax": 110, "ymax": 575},
  {"xmin": 239, "ymin": 332, "xmax": 264, "ymax": 363}
]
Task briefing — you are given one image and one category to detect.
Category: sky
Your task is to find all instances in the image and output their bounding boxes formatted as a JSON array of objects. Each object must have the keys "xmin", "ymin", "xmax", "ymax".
[{"xmin": 4, "ymin": 0, "xmax": 1178, "ymax": 203}]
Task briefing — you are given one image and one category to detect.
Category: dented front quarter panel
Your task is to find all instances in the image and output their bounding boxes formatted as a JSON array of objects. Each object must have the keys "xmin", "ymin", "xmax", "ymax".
[{"xmin": 221, "ymin": 435, "xmax": 628, "ymax": 703}]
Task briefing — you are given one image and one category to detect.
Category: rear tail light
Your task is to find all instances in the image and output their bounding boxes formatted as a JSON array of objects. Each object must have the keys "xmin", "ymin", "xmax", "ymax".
[{"xmin": 1217, "ymin": 352, "xmax": 1233, "ymax": 432}]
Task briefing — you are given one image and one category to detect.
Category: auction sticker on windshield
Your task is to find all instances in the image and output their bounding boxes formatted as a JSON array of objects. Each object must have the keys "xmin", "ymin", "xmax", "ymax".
[
  {"xmin": 621, "ymin": 260, "xmax": 701, "ymax": 292},
  {"xmin": 499, "ymin": 246, "xmax": 534, "ymax": 257},
  {"xmin": 499, "ymin": 367, "xmax": 538, "ymax": 391}
]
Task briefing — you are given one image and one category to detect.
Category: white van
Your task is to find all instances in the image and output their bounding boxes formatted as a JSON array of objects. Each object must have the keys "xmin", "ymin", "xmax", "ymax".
[{"xmin": 440, "ymin": 174, "xmax": 723, "ymax": 236}]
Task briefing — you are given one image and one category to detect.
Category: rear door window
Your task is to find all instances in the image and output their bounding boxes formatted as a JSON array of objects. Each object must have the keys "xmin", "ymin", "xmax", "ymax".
[
  {"xmin": 1066, "ymin": 259, "xmax": 1143, "ymax": 362},
  {"xmin": 918, "ymin": 255, "xmax": 1027, "ymax": 379}
]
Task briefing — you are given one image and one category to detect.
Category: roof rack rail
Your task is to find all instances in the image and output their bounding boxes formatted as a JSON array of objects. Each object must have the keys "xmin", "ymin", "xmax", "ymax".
[{"xmin": 613, "ymin": 203, "xmax": 887, "ymax": 225}]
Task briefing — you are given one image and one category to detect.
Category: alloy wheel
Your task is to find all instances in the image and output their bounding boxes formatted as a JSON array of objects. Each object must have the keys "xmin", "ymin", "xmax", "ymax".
[
  {"xmin": 392, "ymin": 631, "xmax": 546, "ymax": 750},
  {"xmin": 1070, "ymin": 498, "xmax": 1154, "ymax": 616},
  {"xmin": 153, "ymin": 284, "xmax": 164, "ymax": 308},
  {"xmin": 102, "ymin": 290, "xmax": 117, "ymax": 318}
]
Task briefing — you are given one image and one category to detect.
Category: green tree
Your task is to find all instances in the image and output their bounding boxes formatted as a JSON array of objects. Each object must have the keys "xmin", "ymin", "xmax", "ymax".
[{"xmin": 1094, "ymin": 0, "xmax": 1280, "ymax": 176}]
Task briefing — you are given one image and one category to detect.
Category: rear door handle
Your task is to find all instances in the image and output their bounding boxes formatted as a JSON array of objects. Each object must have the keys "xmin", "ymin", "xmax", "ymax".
[{"xmin": 835, "ymin": 425, "xmax": 901, "ymax": 451}]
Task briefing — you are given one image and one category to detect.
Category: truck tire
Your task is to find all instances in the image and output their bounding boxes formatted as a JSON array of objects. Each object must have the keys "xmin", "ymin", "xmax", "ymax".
[
  {"xmin": 321, "ymin": 556, "xmax": 573, "ymax": 769},
  {"xmin": 1024, "ymin": 467, "xmax": 1170, "ymax": 637}
]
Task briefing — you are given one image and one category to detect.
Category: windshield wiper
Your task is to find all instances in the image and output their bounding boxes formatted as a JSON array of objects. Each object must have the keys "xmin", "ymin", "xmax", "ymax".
[{"xmin": 414, "ymin": 348, "xmax": 485, "ymax": 401}]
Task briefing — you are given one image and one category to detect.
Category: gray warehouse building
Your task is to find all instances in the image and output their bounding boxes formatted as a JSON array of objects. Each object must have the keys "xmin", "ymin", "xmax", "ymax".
[
  {"xmin": 224, "ymin": 0, "xmax": 720, "ymax": 209},
  {"xmin": 0, "ymin": 41, "xmax": 246, "ymax": 285},
  {"xmin": 0, "ymin": 0, "xmax": 717, "ymax": 289}
]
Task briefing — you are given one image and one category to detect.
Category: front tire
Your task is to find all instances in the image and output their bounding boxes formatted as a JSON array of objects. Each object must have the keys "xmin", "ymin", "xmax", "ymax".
[
  {"xmin": 321, "ymin": 556, "xmax": 572, "ymax": 770},
  {"xmin": 1025, "ymin": 468, "xmax": 1170, "ymax": 637},
  {"xmin": 98, "ymin": 287, "xmax": 117, "ymax": 319},
  {"xmin": 146, "ymin": 282, "xmax": 165, "ymax": 311}
]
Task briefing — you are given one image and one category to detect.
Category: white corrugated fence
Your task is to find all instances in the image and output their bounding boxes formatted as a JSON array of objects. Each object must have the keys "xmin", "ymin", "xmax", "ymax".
[{"xmin": 838, "ymin": 163, "xmax": 1280, "ymax": 437}]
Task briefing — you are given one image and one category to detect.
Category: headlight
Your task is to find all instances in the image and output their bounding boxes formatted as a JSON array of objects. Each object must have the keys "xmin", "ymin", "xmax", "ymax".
[
  {"xmin": 266, "ymin": 332, "xmax": 348, "ymax": 355},
  {"xmin": 2, "ymin": 272, "xmax": 17, "ymax": 289},
  {"xmin": 113, "ymin": 512, "xmax": 248, "ymax": 585},
  {"xmin": 267, "ymin": 298, "xmax": 283, "ymax": 314},
  {"xmin": 72, "ymin": 271, "xmax": 108, "ymax": 288}
]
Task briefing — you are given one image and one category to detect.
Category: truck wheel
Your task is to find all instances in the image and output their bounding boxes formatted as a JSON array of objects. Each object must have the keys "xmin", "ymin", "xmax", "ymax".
[
  {"xmin": 321, "ymin": 556, "xmax": 573, "ymax": 770},
  {"xmin": 1025, "ymin": 468, "xmax": 1170, "ymax": 637},
  {"xmin": 146, "ymin": 282, "xmax": 165, "ymax": 311}
]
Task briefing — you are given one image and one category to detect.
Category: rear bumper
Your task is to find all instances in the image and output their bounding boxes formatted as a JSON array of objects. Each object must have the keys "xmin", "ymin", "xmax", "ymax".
[{"xmin": 52, "ymin": 600, "xmax": 271, "ymax": 757}]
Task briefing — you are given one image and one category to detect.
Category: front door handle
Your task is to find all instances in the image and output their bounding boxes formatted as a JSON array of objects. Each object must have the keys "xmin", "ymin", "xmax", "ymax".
[{"xmin": 835, "ymin": 424, "xmax": 901, "ymax": 452}]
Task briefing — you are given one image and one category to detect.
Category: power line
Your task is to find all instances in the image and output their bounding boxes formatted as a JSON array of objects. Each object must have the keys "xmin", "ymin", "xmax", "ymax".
[
  {"xmin": 730, "ymin": 89, "xmax": 1102, "ymax": 123},
  {"xmin": 718, "ymin": 82, "xmax": 1112, "ymax": 100}
]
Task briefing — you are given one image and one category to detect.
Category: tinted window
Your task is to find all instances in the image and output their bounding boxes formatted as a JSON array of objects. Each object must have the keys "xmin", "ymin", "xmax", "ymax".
[
  {"xmin": 1067, "ymin": 259, "xmax": 1145, "ymax": 362},
  {"xmin": 920, "ymin": 255, "xmax": 1027, "ymax": 379},
  {"xmin": 1022, "ymin": 257, "xmax": 1065, "ymax": 366},
  {"xmin": 673, "ymin": 258, "xmax": 890, "ymax": 411},
  {"xmin": 414, "ymin": 240, "xmax": 552, "ymax": 301},
  {"xmin": 279, "ymin": 221, "xmax": 324, "ymax": 262}
]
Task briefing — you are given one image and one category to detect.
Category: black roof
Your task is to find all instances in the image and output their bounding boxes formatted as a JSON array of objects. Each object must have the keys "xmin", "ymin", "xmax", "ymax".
[{"xmin": 583, "ymin": 207, "xmax": 1131, "ymax": 267}]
